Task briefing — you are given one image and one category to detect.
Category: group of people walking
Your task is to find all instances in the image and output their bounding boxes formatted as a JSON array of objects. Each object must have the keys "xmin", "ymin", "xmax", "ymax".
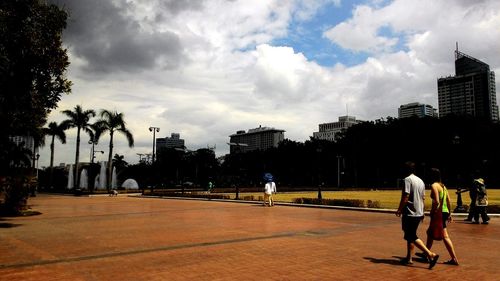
[
  {"xmin": 396, "ymin": 162, "xmax": 460, "ymax": 269},
  {"xmin": 264, "ymin": 162, "xmax": 490, "ymax": 269}
]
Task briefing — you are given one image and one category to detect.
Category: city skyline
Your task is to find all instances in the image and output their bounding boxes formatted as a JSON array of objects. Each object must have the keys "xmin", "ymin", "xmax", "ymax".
[{"xmin": 38, "ymin": 0, "xmax": 500, "ymax": 167}]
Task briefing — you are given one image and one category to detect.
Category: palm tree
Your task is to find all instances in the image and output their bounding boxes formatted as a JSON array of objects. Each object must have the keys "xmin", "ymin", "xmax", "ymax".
[
  {"xmin": 94, "ymin": 110, "xmax": 134, "ymax": 190},
  {"xmin": 61, "ymin": 105, "xmax": 96, "ymax": 188},
  {"xmin": 42, "ymin": 121, "xmax": 67, "ymax": 187}
]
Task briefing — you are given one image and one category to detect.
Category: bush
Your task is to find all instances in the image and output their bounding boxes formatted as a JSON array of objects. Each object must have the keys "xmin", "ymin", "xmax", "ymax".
[
  {"xmin": 1, "ymin": 175, "xmax": 32, "ymax": 215},
  {"xmin": 366, "ymin": 200, "xmax": 381, "ymax": 208},
  {"xmin": 242, "ymin": 195, "xmax": 254, "ymax": 201},
  {"xmin": 151, "ymin": 191, "xmax": 230, "ymax": 200}
]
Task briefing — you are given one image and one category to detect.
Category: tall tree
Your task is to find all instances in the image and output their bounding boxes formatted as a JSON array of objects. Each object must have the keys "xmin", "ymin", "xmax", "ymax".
[
  {"xmin": 61, "ymin": 105, "xmax": 96, "ymax": 188},
  {"xmin": 0, "ymin": 0, "xmax": 71, "ymax": 213},
  {"xmin": 0, "ymin": 0, "xmax": 71, "ymax": 136},
  {"xmin": 42, "ymin": 121, "xmax": 67, "ymax": 187},
  {"xmin": 94, "ymin": 110, "xmax": 134, "ymax": 190}
]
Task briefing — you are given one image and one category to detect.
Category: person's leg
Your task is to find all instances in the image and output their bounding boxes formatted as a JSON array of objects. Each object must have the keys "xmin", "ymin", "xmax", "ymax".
[
  {"xmin": 263, "ymin": 193, "xmax": 268, "ymax": 206},
  {"xmin": 466, "ymin": 199, "xmax": 475, "ymax": 221},
  {"xmin": 413, "ymin": 238, "xmax": 439, "ymax": 268},
  {"xmin": 413, "ymin": 239, "xmax": 435, "ymax": 257},
  {"xmin": 442, "ymin": 228, "xmax": 459, "ymax": 265},
  {"xmin": 480, "ymin": 207, "xmax": 489, "ymax": 223},
  {"xmin": 425, "ymin": 233, "xmax": 434, "ymax": 250},
  {"xmin": 415, "ymin": 234, "xmax": 433, "ymax": 260},
  {"xmin": 269, "ymin": 194, "xmax": 274, "ymax": 206},
  {"xmin": 473, "ymin": 206, "xmax": 480, "ymax": 223},
  {"xmin": 406, "ymin": 242, "xmax": 414, "ymax": 262}
]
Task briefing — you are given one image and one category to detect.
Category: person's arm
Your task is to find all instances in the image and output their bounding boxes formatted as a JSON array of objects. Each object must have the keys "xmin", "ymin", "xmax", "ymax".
[
  {"xmin": 446, "ymin": 188, "xmax": 453, "ymax": 222},
  {"xmin": 396, "ymin": 192, "xmax": 409, "ymax": 217},
  {"xmin": 430, "ymin": 183, "xmax": 439, "ymax": 214}
]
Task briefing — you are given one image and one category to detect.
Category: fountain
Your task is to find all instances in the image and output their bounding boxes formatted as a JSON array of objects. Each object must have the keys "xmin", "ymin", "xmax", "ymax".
[
  {"xmin": 121, "ymin": 179, "xmax": 139, "ymax": 190},
  {"xmin": 79, "ymin": 168, "xmax": 88, "ymax": 189},
  {"xmin": 67, "ymin": 164, "xmax": 74, "ymax": 190},
  {"xmin": 94, "ymin": 175, "xmax": 100, "ymax": 190},
  {"xmin": 111, "ymin": 167, "xmax": 117, "ymax": 189},
  {"xmin": 99, "ymin": 161, "xmax": 107, "ymax": 190}
]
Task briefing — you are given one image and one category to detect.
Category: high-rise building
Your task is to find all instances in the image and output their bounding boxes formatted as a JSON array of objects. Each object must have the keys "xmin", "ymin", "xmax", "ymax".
[
  {"xmin": 312, "ymin": 116, "xmax": 361, "ymax": 141},
  {"xmin": 228, "ymin": 126, "xmax": 285, "ymax": 153},
  {"xmin": 398, "ymin": 102, "xmax": 437, "ymax": 119},
  {"xmin": 437, "ymin": 47, "xmax": 498, "ymax": 121},
  {"xmin": 156, "ymin": 133, "xmax": 185, "ymax": 150}
]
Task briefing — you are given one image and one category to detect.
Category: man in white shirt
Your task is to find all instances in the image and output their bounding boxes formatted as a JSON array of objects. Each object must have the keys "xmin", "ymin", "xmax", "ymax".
[
  {"xmin": 264, "ymin": 180, "xmax": 276, "ymax": 207},
  {"xmin": 396, "ymin": 161, "xmax": 440, "ymax": 269}
]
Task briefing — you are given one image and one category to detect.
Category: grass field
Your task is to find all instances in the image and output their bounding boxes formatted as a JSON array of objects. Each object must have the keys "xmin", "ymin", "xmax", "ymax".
[{"xmin": 228, "ymin": 189, "xmax": 500, "ymax": 210}]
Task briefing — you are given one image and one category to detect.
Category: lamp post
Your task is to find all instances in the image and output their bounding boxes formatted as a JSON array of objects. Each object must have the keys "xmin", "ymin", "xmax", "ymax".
[
  {"xmin": 227, "ymin": 142, "xmax": 248, "ymax": 200},
  {"xmin": 31, "ymin": 153, "xmax": 40, "ymax": 196},
  {"xmin": 88, "ymin": 138, "xmax": 98, "ymax": 163},
  {"xmin": 149, "ymin": 127, "xmax": 160, "ymax": 164},
  {"xmin": 316, "ymin": 147, "xmax": 322, "ymax": 200},
  {"xmin": 337, "ymin": 155, "xmax": 342, "ymax": 188},
  {"xmin": 452, "ymin": 135, "xmax": 467, "ymax": 212}
]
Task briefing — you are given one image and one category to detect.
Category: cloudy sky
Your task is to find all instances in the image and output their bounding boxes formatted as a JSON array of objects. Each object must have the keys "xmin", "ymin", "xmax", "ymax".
[{"xmin": 39, "ymin": 0, "xmax": 500, "ymax": 167}]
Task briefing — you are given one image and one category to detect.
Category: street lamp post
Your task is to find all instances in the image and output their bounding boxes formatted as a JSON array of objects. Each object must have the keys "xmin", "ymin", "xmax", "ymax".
[
  {"xmin": 32, "ymin": 153, "xmax": 40, "ymax": 196},
  {"xmin": 316, "ymin": 147, "xmax": 322, "ymax": 200},
  {"xmin": 149, "ymin": 127, "xmax": 160, "ymax": 164},
  {"xmin": 337, "ymin": 155, "xmax": 342, "ymax": 188},
  {"xmin": 89, "ymin": 138, "xmax": 98, "ymax": 163},
  {"xmin": 227, "ymin": 142, "xmax": 248, "ymax": 200}
]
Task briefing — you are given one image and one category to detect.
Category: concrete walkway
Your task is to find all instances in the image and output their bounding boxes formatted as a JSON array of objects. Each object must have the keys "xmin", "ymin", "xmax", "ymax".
[{"xmin": 0, "ymin": 194, "xmax": 498, "ymax": 280}]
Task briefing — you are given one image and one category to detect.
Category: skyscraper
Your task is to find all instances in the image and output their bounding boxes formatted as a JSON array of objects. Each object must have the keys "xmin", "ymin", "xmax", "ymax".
[{"xmin": 437, "ymin": 47, "xmax": 498, "ymax": 121}]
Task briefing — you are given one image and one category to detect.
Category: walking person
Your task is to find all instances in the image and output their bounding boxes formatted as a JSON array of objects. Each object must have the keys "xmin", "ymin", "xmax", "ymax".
[
  {"xmin": 396, "ymin": 162, "xmax": 439, "ymax": 269},
  {"xmin": 473, "ymin": 178, "xmax": 490, "ymax": 224},
  {"xmin": 263, "ymin": 173, "xmax": 276, "ymax": 207},
  {"xmin": 417, "ymin": 168, "xmax": 459, "ymax": 265}
]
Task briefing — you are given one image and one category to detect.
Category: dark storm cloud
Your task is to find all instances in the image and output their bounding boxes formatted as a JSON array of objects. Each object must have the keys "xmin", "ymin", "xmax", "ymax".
[{"xmin": 49, "ymin": 0, "xmax": 185, "ymax": 74}]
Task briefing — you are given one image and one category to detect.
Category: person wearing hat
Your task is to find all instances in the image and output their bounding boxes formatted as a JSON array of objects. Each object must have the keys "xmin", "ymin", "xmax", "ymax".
[
  {"xmin": 263, "ymin": 174, "xmax": 276, "ymax": 207},
  {"xmin": 473, "ymin": 178, "xmax": 490, "ymax": 224}
]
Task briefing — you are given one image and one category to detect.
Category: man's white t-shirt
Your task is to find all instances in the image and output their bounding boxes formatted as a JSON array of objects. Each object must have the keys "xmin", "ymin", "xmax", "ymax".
[
  {"xmin": 404, "ymin": 174, "xmax": 425, "ymax": 217},
  {"xmin": 265, "ymin": 182, "xmax": 276, "ymax": 195}
]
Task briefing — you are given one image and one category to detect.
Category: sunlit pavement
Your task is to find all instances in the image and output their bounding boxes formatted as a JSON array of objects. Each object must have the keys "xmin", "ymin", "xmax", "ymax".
[{"xmin": 1, "ymin": 194, "xmax": 499, "ymax": 280}]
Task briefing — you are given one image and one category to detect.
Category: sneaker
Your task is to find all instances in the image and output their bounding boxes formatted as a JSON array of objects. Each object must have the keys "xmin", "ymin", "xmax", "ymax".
[
  {"xmin": 482, "ymin": 221, "xmax": 489, "ymax": 224},
  {"xmin": 472, "ymin": 221, "xmax": 480, "ymax": 224}
]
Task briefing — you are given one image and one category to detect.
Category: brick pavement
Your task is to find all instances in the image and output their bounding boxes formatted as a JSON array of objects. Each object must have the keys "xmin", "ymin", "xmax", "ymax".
[{"xmin": 0, "ymin": 194, "xmax": 499, "ymax": 280}]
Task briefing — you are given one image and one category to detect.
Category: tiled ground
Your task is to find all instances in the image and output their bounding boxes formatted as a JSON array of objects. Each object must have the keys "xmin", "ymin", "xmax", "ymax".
[{"xmin": 0, "ymin": 194, "xmax": 498, "ymax": 280}]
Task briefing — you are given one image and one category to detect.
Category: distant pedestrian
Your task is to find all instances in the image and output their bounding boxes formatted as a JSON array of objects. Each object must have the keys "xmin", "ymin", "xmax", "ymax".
[
  {"xmin": 417, "ymin": 168, "xmax": 459, "ymax": 265},
  {"xmin": 473, "ymin": 178, "xmax": 490, "ymax": 224},
  {"xmin": 396, "ymin": 162, "xmax": 439, "ymax": 269},
  {"xmin": 263, "ymin": 173, "xmax": 276, "ymax": 207}
]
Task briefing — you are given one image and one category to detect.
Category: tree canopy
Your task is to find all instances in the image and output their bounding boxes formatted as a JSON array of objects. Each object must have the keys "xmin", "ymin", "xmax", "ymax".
[{"xmin": 0, "ymin": 0, "xmax": 71, "ymax": 136}]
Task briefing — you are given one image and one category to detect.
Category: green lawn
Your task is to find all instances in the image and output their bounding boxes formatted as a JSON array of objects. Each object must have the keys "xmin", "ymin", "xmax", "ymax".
[{"xmin": 227, "ymin": 189, "xmax": 500, "ymax": 210}]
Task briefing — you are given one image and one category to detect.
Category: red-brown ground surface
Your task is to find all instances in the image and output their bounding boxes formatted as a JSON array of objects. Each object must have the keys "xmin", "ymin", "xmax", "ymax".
[{"xmin": 0, "ymin": 194, "xmax": 498, "ymax": 280}]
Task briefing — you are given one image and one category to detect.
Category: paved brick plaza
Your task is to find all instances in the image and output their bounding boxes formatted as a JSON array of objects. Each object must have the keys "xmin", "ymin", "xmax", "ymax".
[{"xmin": 0, "ymin": 194, "xmax": 499, "ymax": 280}]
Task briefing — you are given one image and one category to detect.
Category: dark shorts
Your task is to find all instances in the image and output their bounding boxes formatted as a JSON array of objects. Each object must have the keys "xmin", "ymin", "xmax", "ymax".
[{"xmin": 402, "ymin": 216, "xmax": 422, "ymax": 242}]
